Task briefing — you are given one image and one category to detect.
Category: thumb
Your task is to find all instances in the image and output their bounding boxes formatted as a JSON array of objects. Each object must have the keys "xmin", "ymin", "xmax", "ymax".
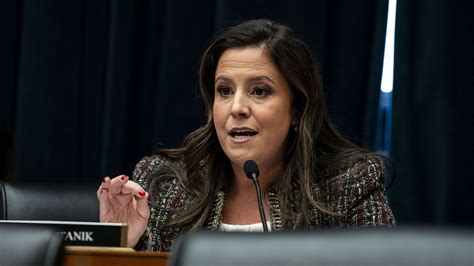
[{"xmin": 136, "ymin": 191, "xmax": 150, "ymax": 220}]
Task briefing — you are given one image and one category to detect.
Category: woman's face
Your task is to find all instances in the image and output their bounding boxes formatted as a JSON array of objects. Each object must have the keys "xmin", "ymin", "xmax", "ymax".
[{"xmin": 213, "ymin": 46, "xmax": 293, "ymax": 173}]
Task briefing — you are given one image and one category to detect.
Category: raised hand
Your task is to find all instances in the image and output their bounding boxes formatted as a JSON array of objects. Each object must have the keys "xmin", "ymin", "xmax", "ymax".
[{"xmin": 97, "ymin": 175, "xmax": 150, "ymax": 247}]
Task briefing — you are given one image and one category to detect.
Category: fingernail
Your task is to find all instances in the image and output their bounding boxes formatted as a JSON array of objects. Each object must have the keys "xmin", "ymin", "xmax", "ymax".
[
  {"xmin": 121, "ymin": 176, "xmax": 125, "ymax": 180},
  {"xmin": 102, "ymin": 177, "xmax": 106, "ymax": 183},
  {"xmin": 138, "ymin": 191, "xmax": 145, "ymax": 197}
]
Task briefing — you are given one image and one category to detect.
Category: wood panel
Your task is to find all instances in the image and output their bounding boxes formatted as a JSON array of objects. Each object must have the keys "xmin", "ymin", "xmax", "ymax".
[{"xmin": 63, "ymin": 246, "xmax": 169, "ymax": 266}]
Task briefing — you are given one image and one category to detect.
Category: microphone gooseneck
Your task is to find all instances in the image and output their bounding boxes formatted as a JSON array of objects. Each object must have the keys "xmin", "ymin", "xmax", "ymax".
[{"xmin": 243, "ymin": 160, "xmax": 269, "ymax": 232}]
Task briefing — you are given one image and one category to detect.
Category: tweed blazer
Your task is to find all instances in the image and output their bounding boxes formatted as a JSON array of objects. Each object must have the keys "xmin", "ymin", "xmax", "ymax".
[{"xmin": 133, "ymin": 154, "xmax": 395, "ymax": 252}]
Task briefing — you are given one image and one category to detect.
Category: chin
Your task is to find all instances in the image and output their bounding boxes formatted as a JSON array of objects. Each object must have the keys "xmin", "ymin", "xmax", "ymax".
[{"xmin": 225, "ymin": 152, "xmax": 256, "ymax": 166}]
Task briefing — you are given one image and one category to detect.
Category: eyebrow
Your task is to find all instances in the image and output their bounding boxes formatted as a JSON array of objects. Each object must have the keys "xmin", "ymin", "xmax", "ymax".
[{"xmin": 215, "ymin": 75, "xmax": 277, "ymax": 85}]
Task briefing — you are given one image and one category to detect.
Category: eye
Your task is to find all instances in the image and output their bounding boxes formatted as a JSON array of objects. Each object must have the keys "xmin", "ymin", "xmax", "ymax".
[
  {"xmin": 251, "ymin": 87, "xmax": 271, "ymax": 97},
  {"xmin": 216, "ymin": 86, "xmax": 233, "ymax": 97}
]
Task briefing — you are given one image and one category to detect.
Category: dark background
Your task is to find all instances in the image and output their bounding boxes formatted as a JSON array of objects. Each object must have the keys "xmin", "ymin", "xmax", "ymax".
[{"xmin": 0, "ymin": 0, "xmax": 472, "ymax": 226}]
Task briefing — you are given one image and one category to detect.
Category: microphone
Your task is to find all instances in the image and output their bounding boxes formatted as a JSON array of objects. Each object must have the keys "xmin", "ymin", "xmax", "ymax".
[{"xmin": 243, "ymin": 160, "xmax": 269, "ymax": 232}]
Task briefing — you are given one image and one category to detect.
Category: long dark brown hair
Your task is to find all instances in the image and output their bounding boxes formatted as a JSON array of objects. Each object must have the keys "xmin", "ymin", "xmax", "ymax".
[{"xmin": 160, "ymin": 19, "xmax": 372, "ymax": 230}]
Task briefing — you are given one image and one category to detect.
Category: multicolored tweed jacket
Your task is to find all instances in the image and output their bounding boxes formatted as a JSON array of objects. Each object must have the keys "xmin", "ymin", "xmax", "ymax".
[{"xmin": 133, "ymin": 154, "xmax": 395, "ymax": 252}]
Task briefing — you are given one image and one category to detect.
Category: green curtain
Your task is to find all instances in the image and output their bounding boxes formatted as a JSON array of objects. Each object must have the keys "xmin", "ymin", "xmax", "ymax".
[{"xmin": 392, "ymin": 0, "xmax": 474, "ymax": 225}]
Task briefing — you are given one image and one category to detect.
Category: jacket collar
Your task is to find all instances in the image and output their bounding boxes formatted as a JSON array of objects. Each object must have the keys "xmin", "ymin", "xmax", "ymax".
[{"xmin": 206, "ymin": 187, "xmax": 283, "ymax": 231}]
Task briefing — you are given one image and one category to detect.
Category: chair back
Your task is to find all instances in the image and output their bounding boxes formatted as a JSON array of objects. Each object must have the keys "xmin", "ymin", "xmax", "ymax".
[
  {"xmin": 170, "ymin": 227, "xmax": 474, "ymax": 266},
  {"xmin": 0, "ymin": 223, "xmax": 64, "ymax": 266},
  {"xmin": 0, "ymin": 181, "xmax": 99, "ymax": 221}
]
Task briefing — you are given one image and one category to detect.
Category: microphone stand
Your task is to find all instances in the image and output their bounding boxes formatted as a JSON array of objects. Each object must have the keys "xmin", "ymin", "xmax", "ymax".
[{"xmin": 249, "ymin": 173, "xmax": 269, "ymax": 232}]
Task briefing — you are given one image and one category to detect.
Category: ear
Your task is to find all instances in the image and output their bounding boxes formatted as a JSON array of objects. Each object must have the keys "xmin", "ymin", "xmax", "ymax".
[
  {"xmin": 290, "ymin": 117, "xmax": 300, "ymax": 133},
  {"xmin": 290, "ymin": 95, "xmax": 301, "ymax": 126},
  {"xmin": 291, "ymin": 110, "xmax": 300, "ymax": 126}
]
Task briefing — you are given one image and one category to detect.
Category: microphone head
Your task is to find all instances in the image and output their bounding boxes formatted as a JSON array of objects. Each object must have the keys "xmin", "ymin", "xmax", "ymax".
[{"xmin": 243, "ymin": 160, "xmax": 259, "ymax": 180}]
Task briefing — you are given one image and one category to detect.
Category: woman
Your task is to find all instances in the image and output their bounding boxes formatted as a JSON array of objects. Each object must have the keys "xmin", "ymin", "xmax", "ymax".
[{"xmin": 97, "ymin": 19, "xmax": 395, "ymax": 252}]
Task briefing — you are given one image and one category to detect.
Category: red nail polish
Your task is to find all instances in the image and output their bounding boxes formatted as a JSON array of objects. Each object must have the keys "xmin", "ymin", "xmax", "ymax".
[
  {"xmin": 139, "ymin": 191, "xmax": 145, "ymax": 197},
  {"xmin": 121, "ymin": 176, "xmax": 125, "ymax": 180},
  {"xmin": 102, "ymin": 177, "xmax": 106, "ymax": 183}
]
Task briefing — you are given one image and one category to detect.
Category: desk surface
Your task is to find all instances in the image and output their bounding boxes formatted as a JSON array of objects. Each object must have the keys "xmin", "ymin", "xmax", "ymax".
[{"xmin": 63, "ymin": 246, "xmax": 169, "ymax": 266}]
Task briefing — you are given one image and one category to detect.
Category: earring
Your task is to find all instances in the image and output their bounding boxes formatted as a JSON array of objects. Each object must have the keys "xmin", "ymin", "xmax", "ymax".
[{"xmin": 293, "ymin": 125, "xmax": 299, "ymax": 132}]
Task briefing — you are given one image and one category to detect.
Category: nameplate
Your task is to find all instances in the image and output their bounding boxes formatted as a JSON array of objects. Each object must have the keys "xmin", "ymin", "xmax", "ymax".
[{"xmin": 0, "ymin": 220, "xmax": 127, "ymax": 247}]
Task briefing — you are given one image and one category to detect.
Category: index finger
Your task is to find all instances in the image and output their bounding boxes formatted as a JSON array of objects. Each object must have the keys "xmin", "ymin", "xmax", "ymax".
[{"xmin": 108, "ymin": 175, "xmax": 129, "ymax": 195}]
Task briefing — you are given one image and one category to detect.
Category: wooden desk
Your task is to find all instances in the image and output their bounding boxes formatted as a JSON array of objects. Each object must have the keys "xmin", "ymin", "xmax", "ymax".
[{"xmin": 63, "ymin": 246, "xmax": 169, "ymax": 266}]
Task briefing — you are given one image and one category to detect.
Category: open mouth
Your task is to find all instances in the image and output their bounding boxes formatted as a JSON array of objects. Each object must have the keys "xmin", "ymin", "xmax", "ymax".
[{"xmin": 229, "ymin": 129, "xmax": 258, "ymax": 138}]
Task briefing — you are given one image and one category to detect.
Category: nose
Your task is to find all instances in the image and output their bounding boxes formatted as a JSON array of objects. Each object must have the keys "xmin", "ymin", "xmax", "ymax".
[{"xmin": 230, "ymin": 91, "xmax": 250, "ymax": 118}]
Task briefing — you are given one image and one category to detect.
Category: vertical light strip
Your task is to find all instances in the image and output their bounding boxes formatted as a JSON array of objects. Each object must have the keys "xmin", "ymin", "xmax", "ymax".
[
  {"xmin": 380, "ymin": 0, "xmax": 397, "ymax": 93},
  {"xmin": 375, "ymin": 0, "xmax": 397, "ymax": 192}
]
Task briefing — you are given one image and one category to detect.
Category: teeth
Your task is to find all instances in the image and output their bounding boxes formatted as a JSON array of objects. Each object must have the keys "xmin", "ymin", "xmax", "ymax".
[{"xmin": 229, "ymin": 130, "xmax": 257, "ymax": 137}]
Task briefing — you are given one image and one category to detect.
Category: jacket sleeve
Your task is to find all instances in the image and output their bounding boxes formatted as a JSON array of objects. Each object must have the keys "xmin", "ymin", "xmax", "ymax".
[
  {"xmin": 131, "ymin": 155, "xmax": 170, "ymax": 251},
  {"xmin": 131, "ymin": 154, "xmax": 188, "ymax": 252},
  {"xmin": 346, "ymin": 157, "xmax": 396, "ymax": 226}
]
